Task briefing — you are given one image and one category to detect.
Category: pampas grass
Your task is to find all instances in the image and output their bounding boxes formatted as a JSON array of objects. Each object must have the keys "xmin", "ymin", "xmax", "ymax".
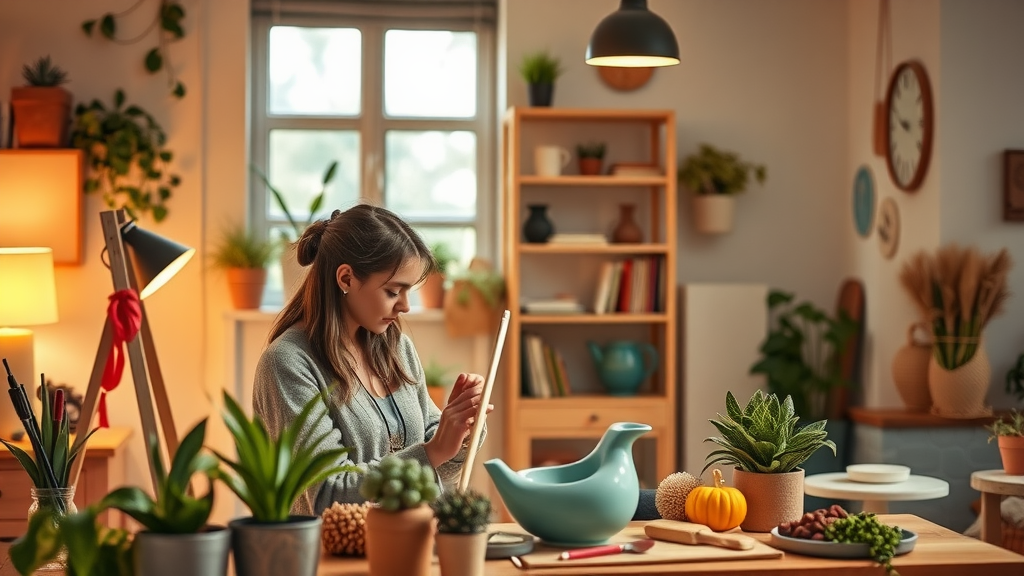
[{"xmin": 899, "ymin": 245, "xmax": 1012, "ymax": 369}]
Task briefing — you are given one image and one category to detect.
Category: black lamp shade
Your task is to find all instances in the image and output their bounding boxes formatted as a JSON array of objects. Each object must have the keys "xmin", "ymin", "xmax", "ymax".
[
  {"xmin": 586, "ymin": 0, "xmax": 679, "ymax": 68},
  {"xmin": 120, "ymin": 221, "xmax": 196, "ymax": 299}
]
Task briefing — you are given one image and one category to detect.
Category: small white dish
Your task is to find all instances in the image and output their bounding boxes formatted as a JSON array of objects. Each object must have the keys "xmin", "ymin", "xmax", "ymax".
[{"xmin": 846, "ymin": 464, "xmax": 911, "ymax": 484}]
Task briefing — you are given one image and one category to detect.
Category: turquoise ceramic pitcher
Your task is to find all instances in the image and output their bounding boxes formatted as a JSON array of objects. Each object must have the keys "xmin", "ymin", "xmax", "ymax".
[{"xmin": 586, "ymin": 340, "xmax": 658, "ymax": 395}]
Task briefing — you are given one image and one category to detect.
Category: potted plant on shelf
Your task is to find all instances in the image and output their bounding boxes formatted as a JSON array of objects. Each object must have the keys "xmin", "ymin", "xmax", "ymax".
[
  {"xmin": 212, "ymin": 389, "xmax": 357, "ymax": 576},
  {"xmin": 420, "ymin": 241, "xmax": 458, "ymax": 309},
  {"xmin": 359, "ymin": 454, "xmax": 440, "ymax": 576},
  {"xmin": 986, "ymin": 410, "xmax": 1024, "ymax": 475},
  {"xmin": 423, "ymin": 358, "xmax": 451, "ymax": 408},
  {"xmin": 211, "ymin": 223, "xmax": 276, "ymax": 309},
  {"xmin": 443, "ymin": 258, "xmax": 507, "ymax": 338},
  {"xmin": 518, "ymin": 50, "xmax": 563, "ymax": 107},
  {"xmin": 431, "ymin": 489, "xmax": 492, "ymax": 576},
  {"xmin": 250, "ymin": 160, "xmax": 338, "ymax": 300},
  {"xmin": 11, "ymin": 55, "xmax": 72, "ymax": 148},
  {"xmin": 702, "ymin": 390, "xmax": 835, "ymax": 532},
  {"xmin": 678, "ymin": 143, "xmax": 767, "ymax": 234},
  {"xmin": 71, "ymin": 89, "xmax": 181, "ymax": 222},
  {"xmin": 576, "ymin": 141, "xmax": 606, "ymax": 175}
]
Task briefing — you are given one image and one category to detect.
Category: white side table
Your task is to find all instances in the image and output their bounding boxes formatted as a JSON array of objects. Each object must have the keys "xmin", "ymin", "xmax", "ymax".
[
  {"xmin": 970, "ymin": 469, "xmax": 1024, "ymax": 545},
  {"xmin": 804, "ymin": 472, "xmax": 949, "ymax": 513}
]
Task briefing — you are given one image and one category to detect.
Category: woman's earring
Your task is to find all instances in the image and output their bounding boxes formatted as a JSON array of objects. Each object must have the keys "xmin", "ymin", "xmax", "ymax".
[{"xmin": 342, "ymin": 289, "xmax": 348, "ymax": 296}]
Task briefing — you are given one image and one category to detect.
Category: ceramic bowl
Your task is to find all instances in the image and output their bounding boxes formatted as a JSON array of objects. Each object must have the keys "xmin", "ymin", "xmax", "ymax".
[{"xmin": 846, "ymin": 464, "xmax": 910, "ymax": 483}]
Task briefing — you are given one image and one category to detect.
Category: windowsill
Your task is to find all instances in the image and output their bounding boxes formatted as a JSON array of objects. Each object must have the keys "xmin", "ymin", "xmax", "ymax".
[{"xmin": 223, "ymin": 307, "xmax": 446, "ymax": 323}]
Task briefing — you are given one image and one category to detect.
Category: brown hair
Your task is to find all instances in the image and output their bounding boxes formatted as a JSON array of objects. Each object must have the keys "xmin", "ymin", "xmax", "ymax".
[{"xmin": 269, "ymin": 203, "xmax": 436, "ymax": 401}]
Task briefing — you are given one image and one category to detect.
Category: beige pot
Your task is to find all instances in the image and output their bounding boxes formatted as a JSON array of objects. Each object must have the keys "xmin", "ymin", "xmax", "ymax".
[
  {"xmin": 419, "ymin": 272, "xmax": 445, "ymax": 309},
  {"xmin": 435, "ymin": 532, "xmax": 487, "ymax": 576},
  {"xmin": 226, "ymin": 268, "xmax": 267, "ymax": 309},
  {"xmin": 732, "ymin": 468, "xmax": 804, "ymax": 533},
  {"xmin": 280, "ymin": 242, "xmax": 307, "ymax": 302},
  {"xmin": 891, "ymin": 322, "xmax": 932, "ymax": 412},
  {"xmin": 928, "ymin": 340, "xmax": 992, "ymax": 418},
  {"xmin": 691, "ymin": 195, "xmax": 735, "ymax": 234},
  {"xmin": 365, "ymin": 506, "xmax": 434, "ymax": 576}
]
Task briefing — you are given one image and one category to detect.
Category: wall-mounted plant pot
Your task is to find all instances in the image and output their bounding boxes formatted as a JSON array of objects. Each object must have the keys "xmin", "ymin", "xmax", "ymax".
[
  {"xmin": 528, "ymin": 83, "xmax": 554, "ymax": 107},
  {"xmin": 691, "ymin": 195, "xmax": 735, "ymax": 234},
  {"xmin": 10, "ymin": 86, "xmax": 72, "ymax": 148}
]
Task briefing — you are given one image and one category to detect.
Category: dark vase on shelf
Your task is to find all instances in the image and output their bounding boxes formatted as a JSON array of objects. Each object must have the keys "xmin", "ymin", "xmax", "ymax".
[
  {"xmin": 528, "ymin": 83, "xmax": 554, "ymax": 107},
  {"xmin": 612, "ymin": 204, "xmax": 643, "ymax": 243},
  {"xmin": 523, "ymin": 204, "xmax": 554, "ymax": 243}
]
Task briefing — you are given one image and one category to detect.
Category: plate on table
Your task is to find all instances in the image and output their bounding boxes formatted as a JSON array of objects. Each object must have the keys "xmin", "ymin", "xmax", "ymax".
[
  {"xmin": 847, "ymin": 464, "xmax": 911, "ymax": 483},
  {"xmin": 769, "ymin": 528, "xmax": 917, "ymax": 559}
]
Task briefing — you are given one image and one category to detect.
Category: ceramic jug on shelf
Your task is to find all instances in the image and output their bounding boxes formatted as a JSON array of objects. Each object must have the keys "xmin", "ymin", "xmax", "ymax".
[{"xmin": 587, "ymin": 340, "xmax": 658, "ymax": 396}]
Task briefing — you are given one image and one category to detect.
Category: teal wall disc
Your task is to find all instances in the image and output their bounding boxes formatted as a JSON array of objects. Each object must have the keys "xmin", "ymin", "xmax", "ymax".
[{"xmin": 853, "ymin": 166, "xmax": 875, "ymax": 237}]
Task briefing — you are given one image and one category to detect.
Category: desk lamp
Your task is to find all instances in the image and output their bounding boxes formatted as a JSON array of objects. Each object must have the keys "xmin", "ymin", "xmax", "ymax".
[
  {"xmin": 586, "ymin": 0, "xmax": 680, "ymax": 68},
  {"xmin": 0, "ymin": 247, "xmax": 58, "ymax": 439}
]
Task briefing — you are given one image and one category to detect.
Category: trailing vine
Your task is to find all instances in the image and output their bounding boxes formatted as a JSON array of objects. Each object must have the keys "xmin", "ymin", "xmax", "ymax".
[{"xmin": 81, "ymin": 0, "xmax": 187, "ymax": 98}]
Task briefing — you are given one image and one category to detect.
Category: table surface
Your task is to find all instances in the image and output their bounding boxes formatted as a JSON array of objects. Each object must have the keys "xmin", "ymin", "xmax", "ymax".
[
  {"xmin": 804, "ymin": 472, "xmax": 949, "ymax": 502},
  {"xmin": 971, "ymin": 469, "xmax": 1024, "ymax": 495}
]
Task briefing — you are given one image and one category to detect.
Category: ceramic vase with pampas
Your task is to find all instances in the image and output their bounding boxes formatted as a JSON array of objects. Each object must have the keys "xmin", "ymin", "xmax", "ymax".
[{"xmin": 898, "ymin": 245, "xmax": 1012, "ymax": 418}]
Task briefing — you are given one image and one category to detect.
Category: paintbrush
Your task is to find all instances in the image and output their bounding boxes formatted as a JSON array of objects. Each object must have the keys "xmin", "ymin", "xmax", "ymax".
[{"xmin": 644, "ymin": 519, "xmax": 756, "ymax": 551}]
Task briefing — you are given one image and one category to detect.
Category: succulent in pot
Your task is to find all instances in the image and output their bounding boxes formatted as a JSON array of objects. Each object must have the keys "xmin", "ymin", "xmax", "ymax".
[
  {"xmin": 576, "ymin": 141, "xmax": 606, "ymax": 175},
  {"xmin": 11, "ymin": 55, "xmax": 72, "ymax": 148},
  {"xmin": 432, "ymin": 489, "xmax": 492, "ymax": 576}
]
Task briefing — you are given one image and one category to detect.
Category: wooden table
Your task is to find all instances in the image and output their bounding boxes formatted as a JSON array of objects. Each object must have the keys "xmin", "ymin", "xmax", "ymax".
[{"xmin": 971, "ymin": 469, "xmax": 1024, "ymax": 545}]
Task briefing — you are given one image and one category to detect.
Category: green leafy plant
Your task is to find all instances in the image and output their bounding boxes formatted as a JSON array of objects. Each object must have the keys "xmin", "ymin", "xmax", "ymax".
[
  {"xmin": 212, "ymin": 389, "xmax": 358, "ymax": 522},
  {"xmin": 82, "ymin": 1, "xmax": 187, "ymax": 98},
  {"xmin": 450, "ymin": 268, "xmax": 506, "ymax": 309},
  {"xmin": 431, "ymin": 489, "xmax": 491, "ymax": 534},
  {"xmin": 11, "ymin": 507, "xmax": 133, "ymax": 576},
  {"xmin": 430, "ymin": 242, "xmax": 459, "ymax": 276},
  {"xmin": 71, "ymin": 89, "xmax": 180, "ymax": 222},
  {"xmin": 1008, "ymin": 352, "xmax": 1024, "ymax": 403},
  {"xmin": 576, "ymin": 142, "xmax": 606, "ymax": 159},
  {"xmin": 423, "ymin": 359, "xmax": 450, "ymax": 388},
  {"xmin": 518, "ymin": 51, "xmax": 563, "ymax": 84},
  {"xmin": 210, "ymin": 224, "xmax": 276, "ymax": 270},
  {"xmin": 22, "ymin": 55, "xmax": 69, "ymax": 87},
  {"xmin": 359, "ymin": 454, "xmax": 440, "ymax": 512},
  {"xmin": 749, "ymin": 289, "xmax": 859, "ymax": 421},
  {"xmin": 986, "ymin": 409, "xmax": 1024, "ymax": 440},
  {"xmin": 825, "ymin": 512, "xmax": 903, "ymax": 576},
  {"xmin": 702, "ymin": 390, "xmax": 836, "ymax": 475},
  {"xmin": 678, "ymin": 143, "xmax": 767, "ymax": 195},
  {"xmin": 251, "ymin": 160, "xmax": 338, "ymax": 242}
]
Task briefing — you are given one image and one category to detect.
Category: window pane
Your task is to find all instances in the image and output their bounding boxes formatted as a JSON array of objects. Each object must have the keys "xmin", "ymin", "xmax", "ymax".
[
  {"xmin": 269, "ymin": 26, "xmax": 361, "ymax": 116},
  {"xmin": 385, "ymin": 131, "xmax": 476, "ymax": 219},
  {"xmin": 384, "ymin": 30, "xmax": 477, "ymax": 118},
  {"xmin": 267, "ymin": 129, "xmax": 361, "ymax": 238},
  {"xmin": 409, "ymin": 226, "xmax": 477, "ymax": 308}
]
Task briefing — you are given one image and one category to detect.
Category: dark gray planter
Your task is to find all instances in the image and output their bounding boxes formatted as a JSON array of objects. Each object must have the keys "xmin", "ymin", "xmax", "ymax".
[
  {"xmin": 134, "ymin": 526, "xmax": 231, "ymax": 576},
  {"xmin": 229, "ymin": 515, "xmax": 322, "ymax": 576}
]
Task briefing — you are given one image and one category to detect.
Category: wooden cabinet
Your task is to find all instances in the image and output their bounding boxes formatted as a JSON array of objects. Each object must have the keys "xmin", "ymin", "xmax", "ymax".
[
  {"xmin": 501, "ymin": 107, "xmax": 677, "ymax": 486},
  {"xmin": 0, "ymin": 427, "xmax": 130, "ymax": 537}
]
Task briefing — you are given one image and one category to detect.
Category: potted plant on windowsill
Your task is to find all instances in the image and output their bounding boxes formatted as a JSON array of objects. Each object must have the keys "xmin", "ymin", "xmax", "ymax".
[
  {"xmin": 11, "ymin": 55, "xmax": 72, "ymax": 148},
  {"xmin": 423, "ymin": 358, "xmax": 451, "ymax": 408},
  {"xmin": 420, "ymin": 242, "xmax": 458, "ymax": 309},
  {"xmin": 576, "ymin": 141, "xmax": 606, "ymax": 176},
  {"xmin": 431, "ymin": 489, "xmax": 492, "ymax": 576},
  {"xmin": 678, "ymin": 143, "xmax": 766, "ymax": 234},
  {"xmin": 211, "ymin": 223, "xmax": 276, "ymax": 309},
  {"xmin": 519, "ymin": 50, "xmax": 563, "ymax": 107},
  {"xmin": 986, "ymin": 410, "xmax": 1024, "ymax": 475}
]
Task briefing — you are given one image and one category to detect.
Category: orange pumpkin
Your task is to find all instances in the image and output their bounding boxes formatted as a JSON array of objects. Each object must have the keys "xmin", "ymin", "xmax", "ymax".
[{"xmin": 684, "ymin": 468, "xmax": 746, "ymax": 531}]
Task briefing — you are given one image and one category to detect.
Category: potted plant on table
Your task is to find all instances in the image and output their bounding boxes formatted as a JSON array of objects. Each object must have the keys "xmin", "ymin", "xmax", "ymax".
[
  {"xmin": 518, "ymin": 50, "xmax": 563, "ymax": 107},
  {"xmin": 678, "ymin": 143, "xmax": 766, "ymax": 234},
  {"xmin": 211, "ymin": 223, "xmax": 276, "ymax": 309},
  {"xmin": 702, "ymin": 390, "xmax": 835, "ymax": 532},
  {"xmin": 359, "ymin": 454, "xmax": 440, "ymax": 576},
  {"xmin": 576, "ymin": 141, "xmax": 606, "ymax": 175},
  {"xmin": 986, "ymin": 410, "xmax": 1024, "ymax": 475},
  {"xmin": 431, "ymin": 489, "xmax": 492, "ymax": 576},
  {"xmin": 212, "ymin": 389, "xmax": 357, "ymax": 576},
  {"xmin": 11, "ymin": 55, "xmax": 72, "ymax": 148},
  {"xmin": 420, "ymin": 241, "xmax": 458, "ymax": 309}
]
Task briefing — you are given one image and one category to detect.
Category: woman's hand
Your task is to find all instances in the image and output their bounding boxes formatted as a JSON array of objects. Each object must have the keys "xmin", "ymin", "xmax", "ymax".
[{"xmin": 425, "ymin": 373, "xmax": 492, "ymax": 466}]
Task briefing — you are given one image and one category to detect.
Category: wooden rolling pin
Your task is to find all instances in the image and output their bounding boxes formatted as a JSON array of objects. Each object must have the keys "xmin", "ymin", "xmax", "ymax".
[{"xmin": 644, "ymin": 519, "xmax": 756, "ymax": 551}]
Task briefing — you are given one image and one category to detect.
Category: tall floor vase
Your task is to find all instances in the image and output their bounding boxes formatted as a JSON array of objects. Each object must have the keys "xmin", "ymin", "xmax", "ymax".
[{"xmin": 928, "ymin": 340, "xmax": 992, "ymax": 418}]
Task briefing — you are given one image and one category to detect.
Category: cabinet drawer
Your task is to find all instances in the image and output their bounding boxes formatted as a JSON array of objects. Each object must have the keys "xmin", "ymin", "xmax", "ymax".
[
  {"xmin": 518, "ymin": 406, "xmax": 666, "ymax": 431},
  {"xmin": 0, "ymin": 468, "xmax": 35, "ymax": 521}
]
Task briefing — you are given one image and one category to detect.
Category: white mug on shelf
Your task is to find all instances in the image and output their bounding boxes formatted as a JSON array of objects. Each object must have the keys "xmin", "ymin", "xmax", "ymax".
[{"xmin": 535, "ymin": 145, "xmax": 571, "ymax": 177}]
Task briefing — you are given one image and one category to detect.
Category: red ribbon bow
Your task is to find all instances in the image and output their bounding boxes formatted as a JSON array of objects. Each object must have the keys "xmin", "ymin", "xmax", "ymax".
[{"xmin": 99, "ymin": 289, "xmax": 142, "ymax": 428}]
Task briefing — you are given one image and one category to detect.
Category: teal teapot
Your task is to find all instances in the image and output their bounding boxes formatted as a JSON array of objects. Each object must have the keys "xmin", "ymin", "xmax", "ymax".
[{"xmin": 587, "ymin": 340, "xmax": 658, "ymax": 396}]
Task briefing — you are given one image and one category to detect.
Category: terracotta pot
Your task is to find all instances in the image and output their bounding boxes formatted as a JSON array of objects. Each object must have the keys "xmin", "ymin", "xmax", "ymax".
[
  {"xmin": 11, "ymin": 86, "xmax": 72, "ymax": 148},
  {"xmin": 691, "ymin": 195, "xmax": 735, "ymax": 234},
  {"xmin": 579, "ymin": 157, "xmax": 603, "ymax": 176},
  {"xmin": 227, "ymin": 268, "xmax": 267, "ymax": 309},
  {"xmin": 427, "ymin": 385, "xmax": 448, "ymax": 408},
  {"xmin": 732, "ymin": 468, "xmax": 804, "ymax": 533},
  {"xmin": 998, "ymin": 436, "xmax": 1024, "ymax": 475},
  {"xmin": 928, "ymin": 340, "xmax": 992, "ymax": 419},
  {"xmin": 891, "ymin": 322, "xmax": 932, "ymax": 412},
  {"xmin": 365, "ymin": 505, "xmax": 434, "ymax": 576},
  {"xmin": 419, "ymin": 272, "xmax": 445, "ymax": 309},
  {"xmin": 435, "ymin": 532, "xmax": 487, "ymax": 576}
]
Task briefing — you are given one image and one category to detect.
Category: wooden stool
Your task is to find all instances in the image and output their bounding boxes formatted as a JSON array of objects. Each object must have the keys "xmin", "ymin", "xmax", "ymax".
[{"xmin": 970, "ymin": 470, "xmax": 1024, "ymax": 547}]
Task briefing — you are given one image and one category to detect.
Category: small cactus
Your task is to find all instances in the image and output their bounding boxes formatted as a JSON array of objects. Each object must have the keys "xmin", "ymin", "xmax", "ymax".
[
  {"xmin": 22, "ymin": 55, "xmax": 69, "ymax": 87},
  {"xmin": 431, "ymin": 489, "xmax": 492, "ymax": 534},
  {"xmin": 358, "ymin": 454, "xmax": 439, "ymax": 512}
]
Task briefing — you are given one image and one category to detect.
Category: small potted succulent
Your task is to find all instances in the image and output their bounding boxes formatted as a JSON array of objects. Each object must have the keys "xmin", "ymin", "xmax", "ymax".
[
  {"xmin": 359, "ymin": 454, "xmax": 441, "ymax": 576},
  {"xmin": 518, "ymin": 50, "xmax": 563, "ymax": 107},
  {"xmin": 986, "ymin": 409, "xmax": 1024, "ymax": 475},
  {"xmin": 678, "ymin": 143, "xmax": 767, "ymax": 234},
  {"xmin": 431, "ymin": 489, "xmax": 492, "ymax": 576},
  {"xmin": 576, "ymin": 141, "xmax": 606, "ymax": 176},
  {"xmin": 210, "ymin": 223, "xmax": 276, "ymax": 309},
  {"xmin": 11, "ymin": 55, "xmax": 72, "ymax": 147}
]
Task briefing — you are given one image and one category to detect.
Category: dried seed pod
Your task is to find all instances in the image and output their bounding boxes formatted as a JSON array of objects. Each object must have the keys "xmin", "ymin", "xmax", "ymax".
[
  {"xmin": 321, "ymin": 501, "xmax": 370, "ymax": 556},
  {"xmin": 654, "ymin": 471, "xmax": 704, "ymax": 521}
]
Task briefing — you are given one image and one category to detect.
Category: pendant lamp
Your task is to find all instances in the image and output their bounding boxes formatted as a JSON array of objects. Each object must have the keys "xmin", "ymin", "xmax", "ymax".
[{"xmin": 586, "ymin": 0, "xmax": 679, "ymax": 68}]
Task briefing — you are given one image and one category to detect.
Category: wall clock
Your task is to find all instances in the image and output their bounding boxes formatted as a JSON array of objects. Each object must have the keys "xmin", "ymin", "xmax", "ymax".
[
  {"xmin": 877, "ymin": 197, "xmax": 900, "ymax": 259},
  {"xmin": 853, "ymin": 165, "xmax": 875, "ymax": 237},
  {"xmin": 885, "ymin": 60, "xmax": 934, "ymax": 192}
]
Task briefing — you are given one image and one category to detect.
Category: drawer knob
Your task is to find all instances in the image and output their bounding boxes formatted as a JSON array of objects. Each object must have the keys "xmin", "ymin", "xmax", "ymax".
[{"xmin": 589, "ymin": 413, "xmax": 599, "ymax": 423}]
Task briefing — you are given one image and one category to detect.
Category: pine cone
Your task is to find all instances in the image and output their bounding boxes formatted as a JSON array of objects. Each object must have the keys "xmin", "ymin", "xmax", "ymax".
[
  {"xmin": 655, "ymin": 472, "xmax": 703, "ymax": 521},
  {"xmin": 321, "ymin": 502, "xmax": 370, "ymax": 556}
]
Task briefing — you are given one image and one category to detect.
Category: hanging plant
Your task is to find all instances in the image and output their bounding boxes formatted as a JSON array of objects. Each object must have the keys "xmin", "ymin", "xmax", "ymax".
[
  {"xmin": 71, "ymin": 89, "xmax": 180, "ymax": 222},
  {"xmin": 82, "ymin": 0, "xmax": 187, "ymax": 98}
]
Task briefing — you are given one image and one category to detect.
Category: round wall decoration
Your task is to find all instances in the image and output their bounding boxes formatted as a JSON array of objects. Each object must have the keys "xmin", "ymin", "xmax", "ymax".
[
  {"xmin": 877, "ymin": 197, "xmax": 900, "ymax": 259},
  {"xmin": 853, "ymin": 165, "xmax": 875, "ymax": 237},
  {"xmin": 885, "ymin": 60, "xmax": 934, "ymax": 192},
  {"xmin": 597, "ymin": 66, "xmax": 654, "ymax": 92}
]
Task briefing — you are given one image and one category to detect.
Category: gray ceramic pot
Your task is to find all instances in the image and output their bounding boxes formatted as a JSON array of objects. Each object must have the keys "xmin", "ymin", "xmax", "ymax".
[
  {"xmin": 134, "ymin": 526, "xmax": 231, "ymax": 576},
  {"xmin": 229, "ymin": 515, "xmax": 322, "ymax": 576}
]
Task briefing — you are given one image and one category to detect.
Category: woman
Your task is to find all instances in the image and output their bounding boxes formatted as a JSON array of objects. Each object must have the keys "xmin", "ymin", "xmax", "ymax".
[{"xmin": 253, "ymin": 203, "xmax": 488, "ymax": 515}]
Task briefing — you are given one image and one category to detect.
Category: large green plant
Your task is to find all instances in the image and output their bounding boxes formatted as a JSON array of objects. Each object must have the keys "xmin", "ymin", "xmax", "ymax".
[
  {"xmin": 750, "ymin": 289, "xmax": 858, "ymax": 421},
  {"xmin": 678, "ymin": 143, "xmax": 766, "ymax": 195},
  {"xmin": 250, "ymin": 161, "xmax": 338, "ymax": 242},
  {"xmin": 702, "ymin": 390, "xmax": 836, "ymax": 475},
  {"xmin": 212, "ymin": 390, "xmax": 357, "ymax": 522},
  {"xmin": 72, "ymin": 89, "xmax": 180, "ymax": 222}
]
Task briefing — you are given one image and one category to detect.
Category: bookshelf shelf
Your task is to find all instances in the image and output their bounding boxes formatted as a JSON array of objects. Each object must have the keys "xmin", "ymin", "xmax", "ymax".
[
  {"xmin": 520, "ymin": 175, "xmax": 665, "ymax": 187},
  {"xmin": 520, "ymin": 313, "xmax": 670, "ymax": 324},
  {"xmin": 519, "ymin": 243, "xmax": 670, "ymax": 255}
]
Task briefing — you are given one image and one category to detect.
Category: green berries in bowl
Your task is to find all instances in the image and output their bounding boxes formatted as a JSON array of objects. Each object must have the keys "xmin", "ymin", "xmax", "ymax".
[{"xmin": 359, "ymin": 454, "xmax": 440, "ymax": 512}]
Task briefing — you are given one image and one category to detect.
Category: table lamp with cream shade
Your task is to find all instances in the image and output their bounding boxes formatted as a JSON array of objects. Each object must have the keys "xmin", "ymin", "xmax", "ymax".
[{"xmin": 0, "ymin": 247, "xmax": 58, "ymax": 439}]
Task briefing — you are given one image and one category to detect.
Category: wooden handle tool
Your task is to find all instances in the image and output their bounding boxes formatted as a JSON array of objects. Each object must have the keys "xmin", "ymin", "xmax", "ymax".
[{"xmin": 644, "ymin": 519, "xmax": 756, "ymax": 551}]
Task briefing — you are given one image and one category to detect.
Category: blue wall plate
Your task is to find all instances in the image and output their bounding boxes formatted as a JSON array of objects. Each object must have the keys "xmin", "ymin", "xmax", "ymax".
[{"xmin": 853, "ymin": 165, "xmax": 875, "ymax": 237}]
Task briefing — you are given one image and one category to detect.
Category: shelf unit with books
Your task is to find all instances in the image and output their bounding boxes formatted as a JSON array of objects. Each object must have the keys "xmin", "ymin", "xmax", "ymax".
[{"xmin": 501, "ymin": 106, "xmax": 677, "ymax": 488}]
